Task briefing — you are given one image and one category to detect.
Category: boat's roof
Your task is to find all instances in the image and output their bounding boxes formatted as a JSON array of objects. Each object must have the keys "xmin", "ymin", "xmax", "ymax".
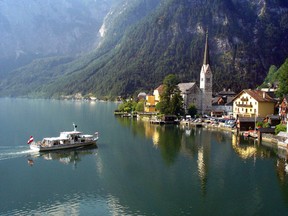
[{"xmin": 60, "ymin": 131, "xmax": 82, "ymax": 135}]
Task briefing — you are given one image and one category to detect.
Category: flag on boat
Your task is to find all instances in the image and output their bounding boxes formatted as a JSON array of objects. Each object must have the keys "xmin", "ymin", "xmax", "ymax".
[{"xmin": 27, "ymin": 136, "xmax": 34, "ymax": 144}]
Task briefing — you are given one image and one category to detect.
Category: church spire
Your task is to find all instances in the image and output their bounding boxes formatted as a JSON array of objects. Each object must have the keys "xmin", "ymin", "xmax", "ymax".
[{"xmin": 203, "ymin": 30, "xmax": 209, "ymax": 66}]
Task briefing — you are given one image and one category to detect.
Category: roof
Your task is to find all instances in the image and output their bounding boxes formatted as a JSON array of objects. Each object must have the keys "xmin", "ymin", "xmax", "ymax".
[
  {"xmin": 217, "ymin": 89, "xmax": 236, "ymax": 96},
  {"xmin": 258, "ymin": 128, "xmax": 275, "ymax": 133},
  {"xmin": 137, "ymin": 92, "xmax": 147, "ymax": 97},
  {"xmin": 232, "ymin": 89, "xmax": 275, "ymax": 103},
  {"xmin": 238, "ymin": 117, "xmax": 264, "ymax": 122},
  {"xmin": 203, "ymin": 30, "xmax": 210, "ymax": 65},
  {"xmin": 177, "ymin": 82, "xmax": 196, "ymax": 93},
  {"xmin": 154, "ymin": 84, "xmax": 164, "ymax": 94},
  {"xmin": 266, "ymin": 114, "xmax": 281, "ymax": 120}
]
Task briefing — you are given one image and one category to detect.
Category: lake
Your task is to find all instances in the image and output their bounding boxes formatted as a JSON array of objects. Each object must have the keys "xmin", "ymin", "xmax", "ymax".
[{"xmin": 0, "ymin": 98, "xmax": 288, "ymax": 216}]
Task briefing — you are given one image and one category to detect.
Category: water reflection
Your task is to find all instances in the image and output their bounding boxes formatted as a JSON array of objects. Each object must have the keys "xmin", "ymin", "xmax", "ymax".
[
  {"xmin": 115, "ymin": 117, "xmax": 288, "ymax": 207},
  {"xmin": 27, "ymin": 146, "xmax": 98, "ymax": 167},
  {"xmin": 232, "ymin": 133, "xmax": 276, "ymax": 160}
]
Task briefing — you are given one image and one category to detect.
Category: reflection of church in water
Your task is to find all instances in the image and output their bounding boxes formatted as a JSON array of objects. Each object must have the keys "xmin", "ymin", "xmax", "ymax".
[{"xmin": 146, "ymin": 122, "xmax": 212, "ymax": 195}]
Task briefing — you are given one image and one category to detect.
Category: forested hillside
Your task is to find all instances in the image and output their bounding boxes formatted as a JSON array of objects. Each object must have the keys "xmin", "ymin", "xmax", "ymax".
[{"xmin": 0, "ymin": 0, "xmax": 287, "ymax": 98}]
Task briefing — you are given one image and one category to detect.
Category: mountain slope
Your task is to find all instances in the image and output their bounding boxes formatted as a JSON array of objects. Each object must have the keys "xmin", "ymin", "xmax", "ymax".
[
  {"xmin": 0, "ymin": 0, "xmax": 122, "ymax": 75},
  {"xmin": 1, "ymin": 0, "xmax": 288, "ymax": 98}
]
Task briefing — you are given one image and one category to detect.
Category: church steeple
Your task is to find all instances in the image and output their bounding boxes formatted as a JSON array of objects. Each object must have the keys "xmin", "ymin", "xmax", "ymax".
[
  {"xmin": 203, "ymin": 30, "xmax": 209, "ymax": 66},
  {"xmin": 199, "ymin": 29, "xmax": 212, "ymax": 114}
]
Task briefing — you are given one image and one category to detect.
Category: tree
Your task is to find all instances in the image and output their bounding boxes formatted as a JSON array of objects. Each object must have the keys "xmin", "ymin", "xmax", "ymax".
[
  {"xmin": 262, "ymin": 65, "xmax": 278, "ymax": 87},
  {"xmin": 276, "ymin": 58, "xmax": 288, "ymax": 97},
  {"xmin": 135, "ymin": 100, "xmax": 145, "ymax": 112},
  {"xmin": 187, "ymin": 104, "xmax": 197, "ymax": 117},
  {"xmin": 158, "ymin": 74, "xmax": 184, "ymax": 116}
]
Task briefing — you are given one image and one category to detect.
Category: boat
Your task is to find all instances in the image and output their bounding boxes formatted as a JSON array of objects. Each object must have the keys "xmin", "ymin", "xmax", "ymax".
[{"xmin": 28, "ymin": 123, "xmax": 99, "ymax": 152}]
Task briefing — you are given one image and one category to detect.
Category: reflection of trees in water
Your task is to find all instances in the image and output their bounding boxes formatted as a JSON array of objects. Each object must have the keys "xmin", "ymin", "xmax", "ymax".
[
  {"xmin": 157, "ymin": 125, "xmax": 182, "ymax": 166},
  {"xmin": 116, "ymin": 117, "xmax": 146, "ymax": 138},
  {"xmin": 116, "ymin": 118, "xmax": 288, "ymax": 200}
]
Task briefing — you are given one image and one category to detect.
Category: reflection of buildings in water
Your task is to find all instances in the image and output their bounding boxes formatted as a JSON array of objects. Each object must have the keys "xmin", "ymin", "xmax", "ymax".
[
  {"xmin": 231, "ymin": 134, "xmax": 257, "ymax": 160},
  {"xmin": 197, "ymin": 130, "xmax": 211, "ymax": 194},
  {"xmin": 143, "ymin": 122, "xmax": 160, "ymax": 146},
  {"xmin": 143, "ymin": 123, "xmax": 211, "ymax": 194},
  {"xmin": 276, "ymin": 148, "xmax": 288, "ymax": 184},
  {"xmin": 276, "ymin": 159, "xmax": 288, "ymax": 184}
]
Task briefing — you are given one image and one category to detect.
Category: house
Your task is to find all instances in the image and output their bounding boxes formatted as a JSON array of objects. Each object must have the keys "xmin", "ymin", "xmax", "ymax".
[
  {"xmin": 232, "ymin": 89, "xmax": 276, "ymax": 118},
  {"xmin": 212, "ymin": 89, "xmax": 236, "ymax": 117},
  {"xmin": 144, "ymin": 95, "xmax": 156, "ymax": 113},
  {"xmin": 278, "ymin": 96, "xmax": 288, "ymax": 123},
  {"xmin": 137, "ymin": 92, "xmax": 147, "ymax": 101},
  {"xmin": 153, "ymin": 84, "xmax": 164, "ymax": 104},
  {"xmin": 264, "ymin": 114, "xmax": 281, "ymax": 127},
  {"xmin": 236, "ymin": 116, "xmax": 264, "ymax": 131},
  {"xmin": 177, "ymin": 82, "xmax": 202, "ymax": 112}
]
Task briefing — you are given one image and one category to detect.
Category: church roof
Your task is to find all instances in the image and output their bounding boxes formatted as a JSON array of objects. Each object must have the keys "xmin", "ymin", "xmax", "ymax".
[
  {"xmin": 203, "ymin": 30, "xmax": 209, "ymax": 65},
  {"xmin": 177, "ymin": 82, "xmax": 197, "ymax": 93}
]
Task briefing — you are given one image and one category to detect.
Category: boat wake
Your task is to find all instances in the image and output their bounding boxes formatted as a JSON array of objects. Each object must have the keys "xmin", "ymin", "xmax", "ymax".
[{"xmin": 0, "ymin": 146, "xmax": 38, "ymax": 161}]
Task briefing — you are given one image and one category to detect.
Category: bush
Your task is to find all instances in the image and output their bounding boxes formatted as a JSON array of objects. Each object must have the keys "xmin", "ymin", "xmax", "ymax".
[{"xmin": 275, "ymin": 124, "xmax": 287, "ymax": 134}]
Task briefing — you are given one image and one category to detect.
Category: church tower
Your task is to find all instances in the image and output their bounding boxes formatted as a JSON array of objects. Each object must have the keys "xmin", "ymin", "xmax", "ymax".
[{"xmin": 200, "ymin": 31, "xmax": 212, "ymax": 114}]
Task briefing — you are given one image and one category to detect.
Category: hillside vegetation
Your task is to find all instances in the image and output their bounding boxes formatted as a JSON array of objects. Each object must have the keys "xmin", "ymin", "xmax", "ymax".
[{"xmin": 0, "ymin": 0, "xmax": 287, "ymax": 98}]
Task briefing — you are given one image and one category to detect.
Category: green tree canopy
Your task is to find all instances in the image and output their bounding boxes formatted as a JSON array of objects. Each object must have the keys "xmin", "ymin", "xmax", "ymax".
[
  {"xmin": 276, "ymin": 58, "xmax": 288, "ymax": 97},
  {"xmin": 158, "ymin": 74, "xmax": 184, "ymax": 116}
]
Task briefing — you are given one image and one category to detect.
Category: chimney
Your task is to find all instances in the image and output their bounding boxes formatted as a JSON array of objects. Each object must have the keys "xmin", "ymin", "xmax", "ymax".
[{"xmin": 263, "ymin": 92, "xmax": 266, "ymax": 99}]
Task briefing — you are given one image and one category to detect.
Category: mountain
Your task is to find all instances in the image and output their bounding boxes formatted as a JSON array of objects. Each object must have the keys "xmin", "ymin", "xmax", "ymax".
[
  {"xmin": 0, "ymin": 0, "xmax": 288, "ymax": 99},
  {"xmin": 0, "ymin": 0, "xmax": 122, "ymax": 75}
]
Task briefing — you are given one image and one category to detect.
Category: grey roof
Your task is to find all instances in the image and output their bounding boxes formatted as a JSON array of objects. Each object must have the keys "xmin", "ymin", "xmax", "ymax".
[{"xmin": 177, "ymin": 82, "xmax": 196, "ymax": 93}]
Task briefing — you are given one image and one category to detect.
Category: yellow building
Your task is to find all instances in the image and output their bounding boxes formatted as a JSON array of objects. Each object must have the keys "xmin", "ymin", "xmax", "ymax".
[
  {"xmin": 144, "ymin": 95, "xmax": 156, "ymax": 112},
  {"xmin": 144, "ymin": 85, "xmax": 164, "ymax": 113},
  {"xmin": 232, "ymin": 89, "xmax": 276, "ymax": 118}
]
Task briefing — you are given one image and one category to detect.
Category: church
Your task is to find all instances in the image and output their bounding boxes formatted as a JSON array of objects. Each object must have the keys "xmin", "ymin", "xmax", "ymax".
[
  {"xmin": 178, "ymin": 31, "xmax": 213, "ymax": 114},
  {"xmin": 145, "ymin": 32, "xmax": 213, "ymax": 114}
]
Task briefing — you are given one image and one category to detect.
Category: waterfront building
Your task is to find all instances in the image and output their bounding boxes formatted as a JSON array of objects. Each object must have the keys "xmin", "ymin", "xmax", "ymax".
[
  {"xmin": 212, "ymin": 88, "xmax": 236, "ymax": 117},
  {"xmin": 232, "ymin": 89, "xmax": 276, "ymax": 118},
  {"xmin": 144, "ymin": 95, "xmax": 156, "ymax": 112}
]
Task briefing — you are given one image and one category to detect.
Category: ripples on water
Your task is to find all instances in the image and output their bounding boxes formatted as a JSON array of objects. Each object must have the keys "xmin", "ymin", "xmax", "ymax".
[{"xmin": 0, "ymin": 146, "xmax": 37, "ymax": 161}]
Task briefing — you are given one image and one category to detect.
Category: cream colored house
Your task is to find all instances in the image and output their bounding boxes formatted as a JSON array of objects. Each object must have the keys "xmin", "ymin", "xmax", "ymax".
[{"xmin": 232, "ymin": 89, "xmax": 276, "ymax": 118}]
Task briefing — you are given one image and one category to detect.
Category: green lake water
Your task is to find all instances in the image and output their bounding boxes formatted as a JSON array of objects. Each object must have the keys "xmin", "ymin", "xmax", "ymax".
[{"xmin": 0, "ymin": 98, "xmax": 288, "ymax": 216}]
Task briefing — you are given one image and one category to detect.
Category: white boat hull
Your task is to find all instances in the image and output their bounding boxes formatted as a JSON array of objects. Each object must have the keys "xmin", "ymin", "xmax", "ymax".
[{"xmin": 30, "ymin": 139, "xmax": 97, "ymax": 152}]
